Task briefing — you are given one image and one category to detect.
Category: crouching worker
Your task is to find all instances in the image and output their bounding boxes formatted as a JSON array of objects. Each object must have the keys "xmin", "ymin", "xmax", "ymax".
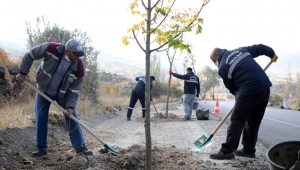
[
  {"xmin": 126, "ymin": 76, "xmax": 155, "ymax": 121},
  {"xmin": 16, "ymin": 39, "xmax": 93, "ymax": 158}
]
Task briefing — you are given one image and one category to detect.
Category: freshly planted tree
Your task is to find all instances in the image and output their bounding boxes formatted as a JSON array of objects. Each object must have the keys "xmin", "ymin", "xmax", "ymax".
[
  {"xmin": 164, "ymin": 48, "xmax": 176, "ymax": 117},
  {"xmin": 122, "ymin": 0, "xmax": 210, "ymax": 169}
]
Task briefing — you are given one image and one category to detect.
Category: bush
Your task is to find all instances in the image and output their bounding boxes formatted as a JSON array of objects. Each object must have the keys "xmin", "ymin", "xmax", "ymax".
[
  {"xmin": 151, "ymin": 82, "xmax": 183, "ymax": 98},
  {"xmin": 269, "ymin": 94, "xmax": 283, "ymax": 106}
]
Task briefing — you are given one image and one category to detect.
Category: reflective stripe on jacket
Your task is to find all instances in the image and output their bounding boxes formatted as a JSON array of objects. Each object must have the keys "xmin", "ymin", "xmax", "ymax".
[{"xmin": 217, "ymin": 44, "xmax": 274, "ymax": 99}]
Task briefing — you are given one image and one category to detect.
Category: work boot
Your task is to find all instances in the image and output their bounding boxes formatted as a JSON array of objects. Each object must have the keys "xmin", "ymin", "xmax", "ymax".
[
  {"xmin": 127, "ymin": 117, "xmax": 131, "ymax": 121},
  {"xmin": 234, "ymin": 150, "xmax": 256, "ymax": 158},
  {"xmin": 210, "ymin": 151, "xmax": 235, "ymax": 160},
  {"xmin": 31, "ymin": 147, "xmax": 47, "ymax": 158},
  {"xmin": 76, "ymin": 146, "xmax": 93, "ymax": 156}
]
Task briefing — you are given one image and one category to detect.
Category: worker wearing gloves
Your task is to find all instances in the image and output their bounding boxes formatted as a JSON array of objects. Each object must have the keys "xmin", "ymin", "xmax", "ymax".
[
  {"xmin": 209, "ymin": 44, "xmax": 278, "ymax": 160},
  {"xmin": 169, "ymin": 67, "xmax": 200, "ymax": 120}
]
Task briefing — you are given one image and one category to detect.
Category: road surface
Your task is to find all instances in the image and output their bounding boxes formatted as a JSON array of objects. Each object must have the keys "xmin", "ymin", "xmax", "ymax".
[{"xmin": 198, "ymin": 99, "xmax": 300, "ymax": 148}]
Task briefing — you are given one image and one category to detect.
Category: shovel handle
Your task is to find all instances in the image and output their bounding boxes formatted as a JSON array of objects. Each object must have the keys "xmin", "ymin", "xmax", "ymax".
[
  {"xmin": 23, "ymin": 81, "xmax": 106, "ymax": 145},
  {"xmin": 151, "ymin": 100, "xmax": 159, "ymax": 114},
  {"xmin": 211, "ymin": 60, "xmax": 273, "ymax": 135}
]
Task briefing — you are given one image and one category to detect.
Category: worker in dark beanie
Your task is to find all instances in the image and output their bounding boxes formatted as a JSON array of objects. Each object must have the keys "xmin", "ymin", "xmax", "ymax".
[{"xmin": 126, "ymin": 76, "xmax": 155, "ymax": 121}]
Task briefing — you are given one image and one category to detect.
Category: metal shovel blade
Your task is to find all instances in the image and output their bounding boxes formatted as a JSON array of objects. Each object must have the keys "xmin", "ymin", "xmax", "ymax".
[
  {"xmin": 104, "ymin": 144, "xmax": 120, "ymax": 153},
  {"xmin": 193, "ymin": 134, "xmax": 214, "ymax": 151}
]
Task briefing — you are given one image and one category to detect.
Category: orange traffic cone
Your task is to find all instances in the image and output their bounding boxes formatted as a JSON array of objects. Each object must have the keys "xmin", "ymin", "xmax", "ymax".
[{"xmin": 213, "ymin": 97, "xmax": 220, "ymax": 114}]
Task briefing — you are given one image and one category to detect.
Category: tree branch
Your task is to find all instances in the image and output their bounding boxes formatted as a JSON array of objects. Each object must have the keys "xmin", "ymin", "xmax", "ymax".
[
  {"xmin": 150, "ymin": 0, "xmax": 209, "ymax": 53},
  {"xmin": 141, "ymin": 0, "xmax": 147, "ymax": 9},
  {"xmin": 150, "ymin": 34, "xmax": 158, "ymax": 44},
  {"xmin": 151, "ymin": 0, "xmax": 163, "ymax": 22},
  {"xmin": 151, "ymin": 0, "xmax": 162, "ymax": 10},
  {"xmin": 156, "ymin": 47, "xmax": 169, "ymax": 52},
  {"xmin": 132, "ymin": 30, "xmax": 145, "ymax": 52},
  {"xmin": 151, "ymin": 0, "xmax": 176, "ymax": 34}
]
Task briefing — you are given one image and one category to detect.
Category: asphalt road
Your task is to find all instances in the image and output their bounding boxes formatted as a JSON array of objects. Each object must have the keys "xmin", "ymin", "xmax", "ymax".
[{"xmin": 198, "ymin": 99, "xmax": 300, "ymax": 148}]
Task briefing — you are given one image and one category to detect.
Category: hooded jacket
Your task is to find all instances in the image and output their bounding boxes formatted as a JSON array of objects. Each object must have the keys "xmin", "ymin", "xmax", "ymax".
[
  {"xmin": 19, "ymin": 42, "xmax": 85, "ymax": 109},
  {"xmin": 217, "ymin": 44, "xmax": 275, "ymax": 99}
]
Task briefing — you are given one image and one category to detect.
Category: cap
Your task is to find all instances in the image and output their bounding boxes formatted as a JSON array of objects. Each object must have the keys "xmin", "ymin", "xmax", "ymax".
[
  {"xmin": 150, "ymin": 76, "xmax": 155, "ymax": 81},
  {"xmin": 65, "ymin": 39, "xmax": 85, "ymax": 57}
]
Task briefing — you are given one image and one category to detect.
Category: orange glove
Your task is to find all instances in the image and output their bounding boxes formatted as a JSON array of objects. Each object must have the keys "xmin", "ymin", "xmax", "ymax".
[
  {"xmin": 169, "ymin": 71, "xmax": 173, "ymax": 75},
  {"xmin": 271, "ymin": 54, "xmax": 278, "ymax": 62}
]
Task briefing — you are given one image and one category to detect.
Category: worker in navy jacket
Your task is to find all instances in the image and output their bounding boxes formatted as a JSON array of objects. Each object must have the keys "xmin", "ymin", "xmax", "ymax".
[
  {"xmin": 209, "ymin": 44, "xmax": 278, "ymax": 160},
  {"xmin": 169, "ymin": 67, "xmax": 200, "ymax": 120},
  {"xmin": 126, "ymin": 76, "xmax": 155, "ymax": 121}
]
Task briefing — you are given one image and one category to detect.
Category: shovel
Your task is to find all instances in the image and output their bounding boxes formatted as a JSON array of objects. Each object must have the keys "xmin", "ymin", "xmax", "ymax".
[
  {"xmin": 151, "ymin": 100, "xmax": 159, "ymax": 115},
  {"xmin": 193, "ymin": 60, "xmax": 274, "ymax": 151},
  {"xmin": 23, "ymin": 81, "xmax": 119, "ymax": 153}
]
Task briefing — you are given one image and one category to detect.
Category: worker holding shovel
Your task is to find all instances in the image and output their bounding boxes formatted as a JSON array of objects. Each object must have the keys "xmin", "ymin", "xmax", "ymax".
[
  {"xmin": 209, "ymin": 44, "xmax": 278, "ymax": 160},
  {"xmin": 126, "ymin": 76, "xmax": 155, "ymax": 121},
  {"xmin": 16, "ymin": 39, "xmax": 93, "ymax": 157}
]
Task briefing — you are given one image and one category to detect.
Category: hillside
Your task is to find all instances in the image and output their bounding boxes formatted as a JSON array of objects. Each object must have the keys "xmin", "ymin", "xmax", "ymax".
[
  {"xmin": 1, "ymin": 40, "xmax": 300, "ymax": 79},
  {"xmin": 97, "ymin": 52, "xmax": 145, "ymax": 78},
  {"xmin": 0, "ymin": 41, "xmax": 27, "ymax": 58}
]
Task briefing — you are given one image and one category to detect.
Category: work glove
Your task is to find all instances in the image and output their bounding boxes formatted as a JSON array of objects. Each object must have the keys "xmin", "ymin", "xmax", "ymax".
[
  {"xmin": 271, "ymin": 54, "xmax": 278, "ymax": 62},
  {"xmin": 150, "ymin": 98, "xmax": 153, "ymax": 102},
  {"xmin": 169, "ymin": 70, "xmax": 173, "ymax": 75}
]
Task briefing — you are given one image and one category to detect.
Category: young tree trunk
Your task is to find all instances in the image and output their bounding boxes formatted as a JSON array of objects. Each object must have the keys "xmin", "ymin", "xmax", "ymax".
[
  {"xmin": 145, "ymin": 1, "xmax": 152, "ymax": 169},
  {"xmin": 165, "ymin": 50, "xmax": 176, "ymax": 117},
  {"xmin": 165, "ymin": 62, "xmax": 172, "ymax": 117}
]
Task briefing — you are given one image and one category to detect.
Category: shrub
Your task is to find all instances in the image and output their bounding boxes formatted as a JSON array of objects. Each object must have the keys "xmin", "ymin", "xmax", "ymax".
[{"xmin": 269, "ymin": 94, "xmax": 283, "ymax": 106}]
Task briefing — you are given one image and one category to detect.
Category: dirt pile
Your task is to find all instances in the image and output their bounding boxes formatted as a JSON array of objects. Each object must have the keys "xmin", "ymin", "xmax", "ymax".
[
  {"xmin": 136, "ymin": 113, "xmax": 184, "ymax": 123},
  {"xmin": 0, "ymin": 128, "xmax": 270, "ymax": 170},
  {"xmin": 0, "ymin": 103, "xmax": 272, "ymax": 170}
]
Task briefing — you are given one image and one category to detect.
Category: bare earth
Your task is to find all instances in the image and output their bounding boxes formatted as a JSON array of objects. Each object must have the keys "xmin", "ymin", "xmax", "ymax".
[{"xmin": 0, "ymin": 101, "xmax": 271, "ymax": 169}]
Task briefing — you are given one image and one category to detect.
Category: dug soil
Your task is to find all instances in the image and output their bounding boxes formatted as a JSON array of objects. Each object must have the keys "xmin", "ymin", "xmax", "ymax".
[{"xmin": 0, "ymin": 101, "xmax": 271, "ymax": 169}]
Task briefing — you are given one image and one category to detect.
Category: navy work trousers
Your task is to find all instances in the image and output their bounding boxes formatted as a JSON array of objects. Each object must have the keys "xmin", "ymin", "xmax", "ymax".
[
  {"xmin": 220, "ymin": 88, "xmax": 270, "ymax": 154},
  {"xmin": 126, "ymin": 90, "xmax": 145, "ymax": 118}
]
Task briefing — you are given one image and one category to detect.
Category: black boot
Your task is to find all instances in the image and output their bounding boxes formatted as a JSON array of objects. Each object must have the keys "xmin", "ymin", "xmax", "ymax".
[
  {"xmin": 210, "ymin": 151, "xmax": 235, "ymax": 160},
  {"xmin": 76, "ymin": 146, "xmax": 93, "ymax": 156},
  {"xmin": 234, "ymin": 149, "xmax": 256, "ymax": 158},
  {"xmin": 31, "ymin": 147, "xmax": 47, "ymax": 158}
]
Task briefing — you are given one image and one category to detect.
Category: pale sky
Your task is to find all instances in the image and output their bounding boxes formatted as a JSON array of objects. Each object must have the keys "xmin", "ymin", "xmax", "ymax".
[{"xmin": 1, "ymin": 0, "xmax": 300, "ymax": 72}]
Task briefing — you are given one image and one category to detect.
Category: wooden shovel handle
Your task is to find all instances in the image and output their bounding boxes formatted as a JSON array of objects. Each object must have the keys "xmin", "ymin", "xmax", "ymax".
[
  {"xmin": 23, "ymin": 81, "xmax": 106, "ymax": 145},
  {"xmin": 211, "ymin": 60, "xmax": 273, "ymax": 135}
]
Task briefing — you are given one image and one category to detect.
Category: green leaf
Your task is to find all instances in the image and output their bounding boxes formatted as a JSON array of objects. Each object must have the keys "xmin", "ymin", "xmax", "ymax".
[
  {"xmin": 160, "ymin": 10, "xmax": 166, "ymax": 16},
  {"xmin": 184, "ymin": 26, "xmax": 192, "ymax": 32},
  {"xmin": 196, "ymin": 25, "xmax": 202, "ymax": 34},
  {"xmin": 198, "ymin": 18, "xmax": 204, "ymax": 24}
]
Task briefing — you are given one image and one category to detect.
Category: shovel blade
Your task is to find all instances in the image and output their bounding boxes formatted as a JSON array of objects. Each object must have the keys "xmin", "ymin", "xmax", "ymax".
[
  {"xmin": 104, "ymin": 144, "xmax": 120, "ymax": 153},
  {"xmin": 193, "ymin": 134, "xmax": 213, "ymax": 151}
]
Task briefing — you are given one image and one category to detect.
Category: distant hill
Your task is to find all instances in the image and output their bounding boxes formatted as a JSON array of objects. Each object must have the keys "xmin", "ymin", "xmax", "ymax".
[
  {"xmin": 97, "ymin": 52, "xmax": 144, "ymax": 78},
  {"xmin": 0, "ymin": 41, "xmax": 27, "ymax": 58},
  {"xmin": 1, "ymin": 40, "xmax": 299, "ymax": 79}
]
